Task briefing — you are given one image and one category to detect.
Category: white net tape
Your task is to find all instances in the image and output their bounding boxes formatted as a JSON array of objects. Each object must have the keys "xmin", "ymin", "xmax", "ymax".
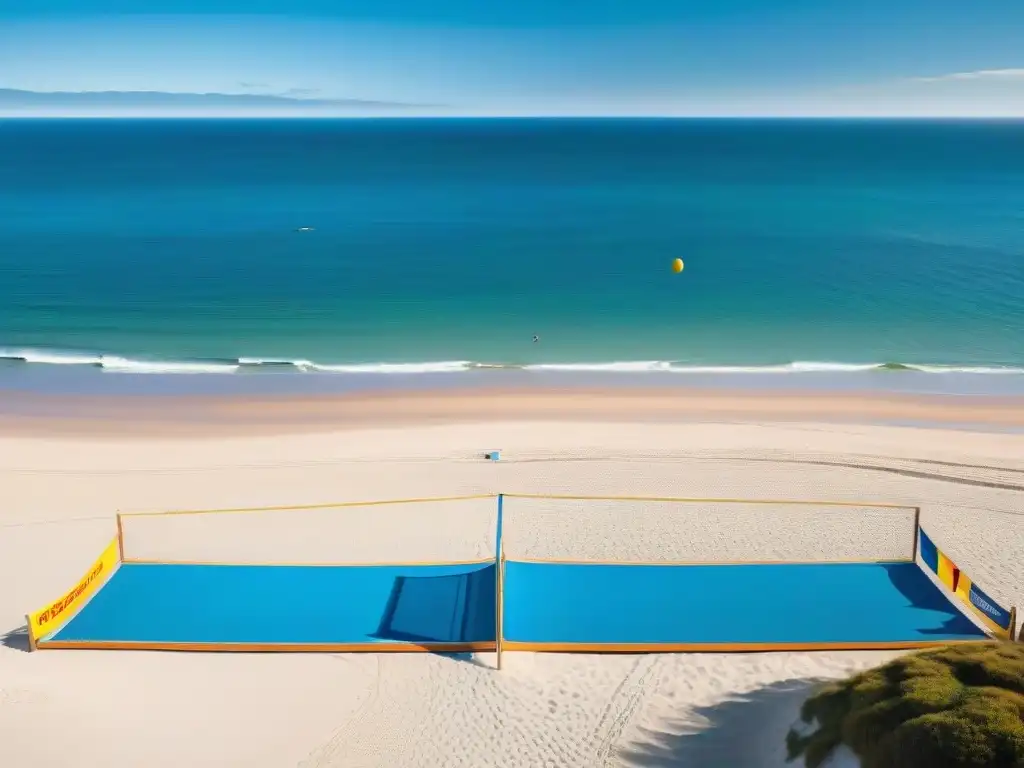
[
  {"xmin": 120, "ymin": 496, "xmax": 497, "ymax": 565},
  {"xmin": 500, "ymin": 495, "xmax": 916, "ymax": 563},
  {"xmin": 493, "ymin": 452, "xmax": 1023, "ymax": 609}
]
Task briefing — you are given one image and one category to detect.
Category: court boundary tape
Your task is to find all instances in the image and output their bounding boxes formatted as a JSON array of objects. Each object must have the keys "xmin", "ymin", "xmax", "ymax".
[
  {"xmin": 119, "ymin": 557, "xmax": 497, "ymax": 568},
  {"xmin": 35, "ymin": 640, "xmax": 496, "ymax": 653},
  {"xmin": 499, "ymin": 639, "xmax": 992, "ymax": 653},
  {"xmin": 506, "ymin": 557, "xmax": 915, "ymax": 566}
]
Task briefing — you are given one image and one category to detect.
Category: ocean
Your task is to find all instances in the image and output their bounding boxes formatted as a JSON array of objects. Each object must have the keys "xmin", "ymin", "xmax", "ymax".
[{"xmin": 1, "ymin": 118, "xmax": 1023, "ymax": 396}]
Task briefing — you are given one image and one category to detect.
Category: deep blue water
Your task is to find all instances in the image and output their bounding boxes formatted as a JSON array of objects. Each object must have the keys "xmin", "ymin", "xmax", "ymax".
[{"xmin": 1, "ymin": 118, "xmax": 1023, "ymax": 393}]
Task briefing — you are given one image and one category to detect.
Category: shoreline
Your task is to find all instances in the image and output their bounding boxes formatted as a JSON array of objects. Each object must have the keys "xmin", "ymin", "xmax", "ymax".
[
  {"xmin": 4, "ymin": 366, "xmax": 1024, "ymax": 400},
  {"xmin": 4, "ymin": 386, "xmax": 1024, "ymax": 438}
]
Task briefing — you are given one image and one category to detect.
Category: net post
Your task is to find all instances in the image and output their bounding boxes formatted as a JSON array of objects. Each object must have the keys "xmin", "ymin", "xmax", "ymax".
[
  {"xmin": 495, "ymin": 493, "xmax": 504, "ymax": 671},
  {"xmin": 495, "ymin": 494, "xmax": 504, "ymax": 561},
  {"xmin": 1009, "ymin": 606, "xmax": 1018, "ymax": 642},
  {"xmin": 911, "ymin": 506, "xmax": 921, "ymax": 562},
  {"xmin": 116, "ymin": 513, "xmax": 125, "ymax": 562},
  {"xmin": 496, "ymin": 553, "xmax": 505, "ymax": 671},
  {"xmin": 24, "ymin": 615, "xmax": 37, "ymax": 652}
]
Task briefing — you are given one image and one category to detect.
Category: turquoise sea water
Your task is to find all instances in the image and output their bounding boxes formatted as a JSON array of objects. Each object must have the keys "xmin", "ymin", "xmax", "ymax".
[{"xmin": 1, "ymin": 118, "xmax": 1023, "ymax": 394}]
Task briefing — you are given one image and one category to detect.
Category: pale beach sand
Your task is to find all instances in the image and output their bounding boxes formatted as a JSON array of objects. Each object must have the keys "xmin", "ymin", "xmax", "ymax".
[{"xmin": 1, "ymin": 389, "xmax": 1023, "ymax": 767}]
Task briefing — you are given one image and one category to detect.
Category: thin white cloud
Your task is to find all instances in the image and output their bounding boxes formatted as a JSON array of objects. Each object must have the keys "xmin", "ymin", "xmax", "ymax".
[{"xmin": 911, "ymin": 68, "xmax": 1024, "ymax": 83}]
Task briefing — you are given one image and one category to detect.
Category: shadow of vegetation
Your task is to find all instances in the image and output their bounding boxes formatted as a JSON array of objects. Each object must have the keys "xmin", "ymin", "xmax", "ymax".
[
  {"xmin": 1, "ymin": 624, "xmax": 30, "ymax": 653},
  {"xmin": 882, "ymin": 563, "xmax": 986, "ymax": 637},
  {"xmin": 618, "ymin": 678, "xmax": 824, "ymax": 768}
]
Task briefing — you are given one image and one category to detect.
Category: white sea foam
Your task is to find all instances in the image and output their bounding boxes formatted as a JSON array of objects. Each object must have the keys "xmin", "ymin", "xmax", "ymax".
[
  {"xmin": 677, "ymin": 361, "xmax": 1024, "ymax": 375},
  {"xmin": 0, "ymin": 348, "xmax": 103, "ymax": 366},
  {"xmin": 311, "ymin": 360, "xmax": 474, "ymax": 374},
  {"xmin": 524, "ymin": 361, "xmax": 675, "ymax": 372},
  {"xmin": 238, "ymin": 357, "xmax": 472, "ymax": 373},
  {"xmin": 787, "ymin": 361, "xmax": 884, "ymax": 372},
  {"xmin": 2, "ymin": 347, "xmax": 1024, "ymax": 376},
  {"xmin": 912, "ymin": 364, "xmax": 1024, "ymax": 375},
  {"xmin": 668, "ymin": 364, "xmax": 792, "ymax": 373},
  {"xmin": 99, "ymin": 357, "xmax": 239, "ymax": 374},
  {"xmin": 525, "ymin": 360, "xmax": 1024, "ymax": 375},
  {"xmin": 0, "ymin": 349, "xmax": 238, "ymax": 374}
]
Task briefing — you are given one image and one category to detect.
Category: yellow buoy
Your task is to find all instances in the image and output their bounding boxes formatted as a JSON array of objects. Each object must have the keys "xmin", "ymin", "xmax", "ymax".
[{"xmin": 672, "ymin": 258, "xmax": 684, "ymax": 273}]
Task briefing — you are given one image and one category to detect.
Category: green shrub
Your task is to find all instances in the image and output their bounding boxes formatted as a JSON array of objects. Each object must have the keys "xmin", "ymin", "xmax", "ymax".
[{"xmin": 787, "ymin": 642, "xmax": 1024, "ymax": 768}]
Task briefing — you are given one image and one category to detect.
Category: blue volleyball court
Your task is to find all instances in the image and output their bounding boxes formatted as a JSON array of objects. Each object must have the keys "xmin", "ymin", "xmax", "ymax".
[
  {"xmin": 500, "ymin": 560, "xmax": 989, "ymax": 652},
  {"xmin": 34, "ymin": 557, "xmax": 989, "ymax": 652},
  {"xmin": 39, "ymin": 560, "xmax": 498, "ymax": 651}
]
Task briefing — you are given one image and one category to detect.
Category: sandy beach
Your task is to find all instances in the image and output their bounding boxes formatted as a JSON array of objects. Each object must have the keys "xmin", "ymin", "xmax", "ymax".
[{"xmin": 2, "ymin": 388, "xmax": 1023, "ymax": 767}]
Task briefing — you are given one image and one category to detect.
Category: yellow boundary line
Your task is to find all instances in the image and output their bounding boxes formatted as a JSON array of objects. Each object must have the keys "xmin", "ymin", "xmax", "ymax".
[
  {"xmin": 119, "ymin": 494, "xmax": 496, "ymax": 518},
  {"xmin": 499, "ymin": 639, "xmax": 992, "ymax": 653},
  {"xmin": 117, "ymin": 494, "xmax": 918, "ymax": 519},
  {"xmin": 121, "ymin": 557, "xmax": 497, "ymax": 568},
  {"xmin": 502, "ymin": 493, "xmax": 916, "ymax": 510},
  {"xmin": 37, "ymin": 640, "xmax": 497, "ymax": 653},
  {"xmin": 37, "ymin": 638, "xmax": 991, "ymax": 654},
  {"xmin": 506, "ymin": 557, "xmax": 915, "ymax": 566}
]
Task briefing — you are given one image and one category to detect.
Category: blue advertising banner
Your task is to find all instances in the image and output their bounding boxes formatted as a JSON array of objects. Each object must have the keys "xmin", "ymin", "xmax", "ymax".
[
  {"xmin": 967, "ymin": 582, "xmax": 1012, "ymax": 632},
  {"xmin": 918, "ymin": 527, "xmax": 1013, "ymax": 638},
  {"xmin": 918, "ymin": 528, "xmax": 939, "ymax": 574}
]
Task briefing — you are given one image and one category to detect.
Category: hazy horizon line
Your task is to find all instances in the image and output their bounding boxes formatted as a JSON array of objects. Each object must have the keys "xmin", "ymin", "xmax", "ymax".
[
  {"xmin": 3, "ymin": 114, "xmax": 1024, "ymax": 120},
  {"xmin": 0, "ymin": 87, "xmax": 443, "ymax": 114},
  {"xmin": 3, "ymin": 88, "xmax": 1024, "ymax": 120}
]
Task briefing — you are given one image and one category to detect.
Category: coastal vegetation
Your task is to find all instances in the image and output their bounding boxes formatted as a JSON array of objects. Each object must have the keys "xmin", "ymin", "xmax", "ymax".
[{"xmin": 787, "ymin": 642, "xmax": 1024, "ymax": 768}]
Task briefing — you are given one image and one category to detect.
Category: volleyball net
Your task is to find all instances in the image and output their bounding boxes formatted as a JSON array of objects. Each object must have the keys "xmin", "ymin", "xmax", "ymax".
[
  {"xmin": 498, "ymin": 494, "xmax": 919, "ymax": 564},
  {"xmin": 25, "ymin": 491, "xmax": 1017, "ymax": 652},
  {"xmin": 116, "ymin": 494, "xmax": 498, "ymax": 565}
]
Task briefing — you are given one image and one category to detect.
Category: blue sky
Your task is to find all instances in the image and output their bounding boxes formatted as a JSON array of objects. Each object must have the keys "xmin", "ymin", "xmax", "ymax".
[{"xmin": 2, "ymin": 1, "xmax": 1023, "ymax": 115}]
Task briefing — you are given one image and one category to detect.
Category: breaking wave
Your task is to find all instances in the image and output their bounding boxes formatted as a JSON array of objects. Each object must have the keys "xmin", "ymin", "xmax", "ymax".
[{"xmin": 2, "ymin": 348, "xmax": 1023, "ymax": 376}]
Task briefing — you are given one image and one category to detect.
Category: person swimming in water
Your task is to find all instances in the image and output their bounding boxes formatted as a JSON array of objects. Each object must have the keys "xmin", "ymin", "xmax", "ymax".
[{"xmin": 532, "ymin": 334, "xmax": 540, "ymax": 343}]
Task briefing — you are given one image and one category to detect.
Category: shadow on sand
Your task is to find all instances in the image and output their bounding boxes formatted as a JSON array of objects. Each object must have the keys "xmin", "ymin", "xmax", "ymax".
[
  {"xmin": 432, "ymin": 651, "xmax": 494, "ymax": 669},
  {"xmin": 1, "ymin": 624, "xmax": 30, "ymax": 653},
  {"xmin": 617, "ymin": 678, "xmax": 824, "ymax": 768}
]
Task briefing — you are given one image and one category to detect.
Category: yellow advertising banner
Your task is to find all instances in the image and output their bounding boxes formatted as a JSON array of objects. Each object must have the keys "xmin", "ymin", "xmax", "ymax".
[
  {"xmin": 955, "ymin": 571, "xmax": 973, "ymax": 604},
  {"xmin": 27, "ymin": 536, "xmax": 120, "ymax": 647}
]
